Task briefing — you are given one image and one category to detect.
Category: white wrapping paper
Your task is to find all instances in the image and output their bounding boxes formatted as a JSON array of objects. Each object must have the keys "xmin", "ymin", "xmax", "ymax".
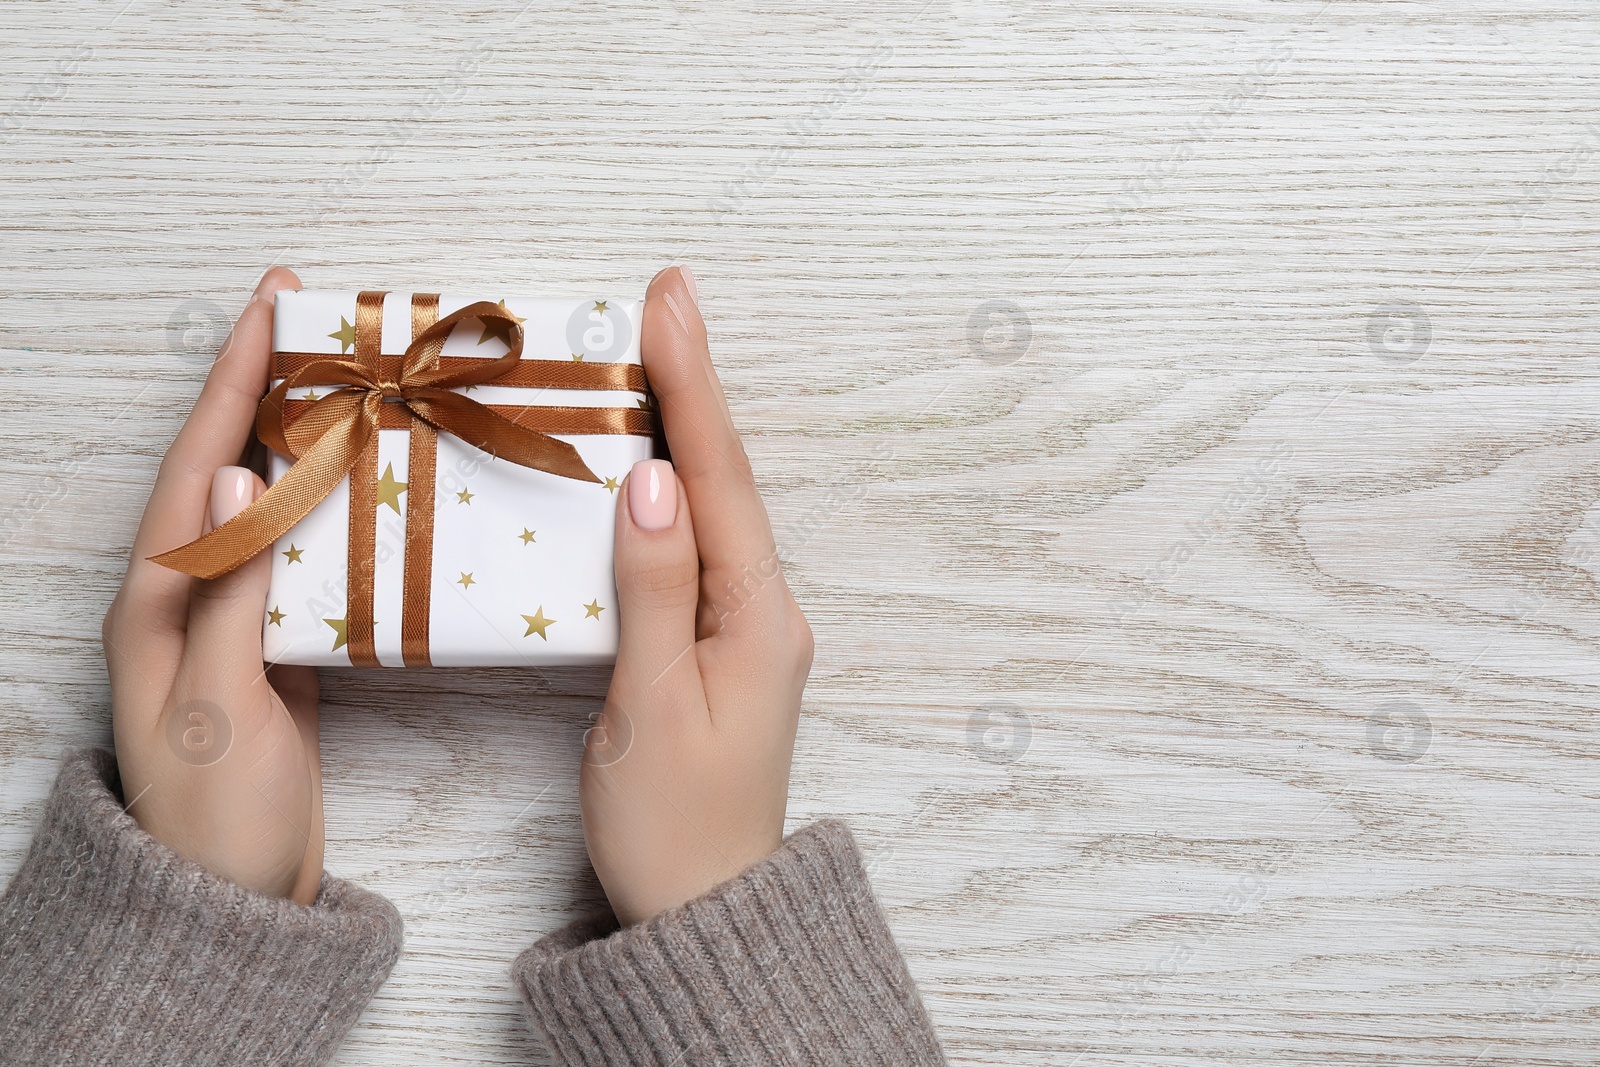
[{"xmin": 260, "ymin": 290, "xmax": 651, "ymax": 667}]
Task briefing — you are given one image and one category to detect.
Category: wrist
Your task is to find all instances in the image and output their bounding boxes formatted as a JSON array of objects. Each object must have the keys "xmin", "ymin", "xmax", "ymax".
[{"xmin": 602, "ymin": 827, "xmax": 785, "ymax": 927}]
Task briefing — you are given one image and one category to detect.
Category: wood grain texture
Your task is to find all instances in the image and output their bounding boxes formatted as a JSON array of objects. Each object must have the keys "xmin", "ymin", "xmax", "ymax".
[{"xmin": 4, "ymin": 0, "xmax": 1600, "ymax": 1063}]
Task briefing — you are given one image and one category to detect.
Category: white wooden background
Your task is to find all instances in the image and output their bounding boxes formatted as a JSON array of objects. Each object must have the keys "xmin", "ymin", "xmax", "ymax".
[{"xmin": 3, "ymin": 1, "xmax": 1599, "ymax": 1063}]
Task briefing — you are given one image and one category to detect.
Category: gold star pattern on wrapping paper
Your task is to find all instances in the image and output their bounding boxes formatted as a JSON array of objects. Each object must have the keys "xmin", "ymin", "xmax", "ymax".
[
  {"xmin": 328, "ymin": 317, "xmax": 356, "ymax": 353},
  {"xmin": 296, "ymin": 295, "xmax": 637, "ymax": 661},
  {"xmin": 376, "ymin": 463, "xmax": 407, "ymax": 515},
  {"xmin": 521, "ymin": 608, "xmax": 554, "ymax": 640},
  {"xmin": 477, "ymin": 299, "xmax": 525, "ymax": 348},
  {"xmin": 267, "ymin": 606, "xmax": 286, "ymax": 627}
]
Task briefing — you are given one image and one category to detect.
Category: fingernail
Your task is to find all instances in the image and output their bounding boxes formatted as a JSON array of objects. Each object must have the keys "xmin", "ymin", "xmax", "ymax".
[
  {"xmin": 210, "ymin": 466, "xmax": 257, "ymax": 528},
  {"xmin": 627, "ymin": 459, "xmax": 677, "ymax": 531},
  {"xmin": 678, "ymin": 265, "xmax": 699, "ymax": 305}
]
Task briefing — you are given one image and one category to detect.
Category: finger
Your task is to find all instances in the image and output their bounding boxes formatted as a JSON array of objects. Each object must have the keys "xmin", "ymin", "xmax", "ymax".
[
  {"xmin": 641, "ymin": 267, "xmax": 782, "ymax": 601},
  {"xmin": 610, "ymin": 460, "xmax": 706, "ymax": 713},
  {"xmin": 672, "ymin": 266, "xmax": 734, "ymax": 417},
  {"xmin": 119, "ymin": 267, "xmax": 300, "ymax": 638},
  {"xmin": 176, "ymin": 466, "xmax": 274, "ymax": 692}
]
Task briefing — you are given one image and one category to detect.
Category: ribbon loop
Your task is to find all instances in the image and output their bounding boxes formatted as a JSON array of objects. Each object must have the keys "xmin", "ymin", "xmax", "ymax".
[{"xmin": 152, "ymin": 297, "xmax": 609, "ymax": 580}]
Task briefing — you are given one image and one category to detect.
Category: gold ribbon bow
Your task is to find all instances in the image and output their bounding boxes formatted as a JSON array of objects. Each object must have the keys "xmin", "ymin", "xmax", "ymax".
[{"xmin": 153, "ymin": 291, "xmax": 649, "ymax": 667}]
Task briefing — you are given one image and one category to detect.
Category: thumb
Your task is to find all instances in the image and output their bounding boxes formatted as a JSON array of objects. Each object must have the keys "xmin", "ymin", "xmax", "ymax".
[
  {"xmin": 180, "ymin": 466, "xmax": 272, "ymax": 677},
  {"xmin": 613, "ymin": 460, "xmax": 701, "ymax": 693}
]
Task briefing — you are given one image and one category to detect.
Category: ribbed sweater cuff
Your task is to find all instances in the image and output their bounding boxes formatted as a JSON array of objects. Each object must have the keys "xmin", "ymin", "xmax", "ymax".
[
  {"xmin": 514, "ymin": 819, "xmax": 945, "ymax": 1066},
  {"xmin": 0, "ymin": 748, "xmax": 403, "ymax": 1067}
]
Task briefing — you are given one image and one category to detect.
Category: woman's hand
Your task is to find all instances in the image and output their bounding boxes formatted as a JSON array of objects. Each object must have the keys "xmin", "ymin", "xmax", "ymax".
[
  {"xmin": 582, "ymin": 266, "xmax": 814, "ymax": 926},
  {"xmin": 104, "ymin": 267, "xmax": 324, "ymax": 904}
]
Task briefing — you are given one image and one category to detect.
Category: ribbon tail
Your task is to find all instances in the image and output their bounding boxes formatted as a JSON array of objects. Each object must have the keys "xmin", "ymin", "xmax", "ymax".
[
  {"xmin": 150, "ymin": 415, "xmax": 373, "ymax": 579},
  {"xmin": 409, "ymin": 390, "xmax": 601, "ymax": 484}
]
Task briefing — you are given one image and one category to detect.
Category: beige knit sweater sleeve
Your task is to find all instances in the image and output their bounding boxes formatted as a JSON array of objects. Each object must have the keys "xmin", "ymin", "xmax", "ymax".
[
  {"xmin": 514, "ymin": 820, "xmax": 947, "ymax": 1066},
  {"xmin": 0, "ymin": 749, "xmax": 946, "ymax": 1067},
  {"xmin": 0, "ymin": 748, "xmax": 405, "ymax": 1067}
]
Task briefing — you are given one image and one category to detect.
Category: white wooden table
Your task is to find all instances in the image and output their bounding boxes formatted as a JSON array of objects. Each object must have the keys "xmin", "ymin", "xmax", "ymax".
[{"xmin": 4, "ymin": 2, "xmax": 1600, "ymax": 1063}]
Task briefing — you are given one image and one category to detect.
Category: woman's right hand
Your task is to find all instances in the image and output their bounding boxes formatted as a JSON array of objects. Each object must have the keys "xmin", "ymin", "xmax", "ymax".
[{"xmin": 581, "ymin": 266, "xmax": 814, "ymax": 926}]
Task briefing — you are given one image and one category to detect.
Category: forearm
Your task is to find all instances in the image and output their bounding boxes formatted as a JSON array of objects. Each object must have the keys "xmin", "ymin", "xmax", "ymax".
[{"xmin": 0, "ymin": 748, "xmax": 402, "ymax": 1067}]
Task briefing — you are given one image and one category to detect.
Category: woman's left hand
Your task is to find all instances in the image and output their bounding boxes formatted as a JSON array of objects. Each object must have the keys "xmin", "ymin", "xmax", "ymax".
[{"xmin": 103, "ymin": 266, "xmax": 325, "ymax": 904}]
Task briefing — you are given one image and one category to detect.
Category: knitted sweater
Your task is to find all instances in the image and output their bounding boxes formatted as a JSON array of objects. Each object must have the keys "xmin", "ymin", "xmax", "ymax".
[{"xmin": 0, "ymin": 749, "xmax": 945, "ymax": 1066}]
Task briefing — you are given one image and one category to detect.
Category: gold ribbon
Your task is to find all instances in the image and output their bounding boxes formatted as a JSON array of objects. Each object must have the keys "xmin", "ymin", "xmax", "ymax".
[{"xmin": 152, "ymin": 292, "xmax": 651, "ymax": 667}]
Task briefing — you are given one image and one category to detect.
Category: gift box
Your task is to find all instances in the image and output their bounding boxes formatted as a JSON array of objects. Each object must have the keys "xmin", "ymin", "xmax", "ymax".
[{"xmin": 155, "ymin": 289, "xmax": 657, "ymax": 667}]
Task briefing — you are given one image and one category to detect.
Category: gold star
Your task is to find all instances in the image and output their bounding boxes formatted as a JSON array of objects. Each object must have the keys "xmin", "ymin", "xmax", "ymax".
[
  {"xmin": 283, "ymin": 543, "xmax": 304, "ymax": 564},
  {"xmin": 376, "ymin": 462, "xmax": 407, "ymax": 515},
  {"xmin": 328, "ymin": 316, "xmax": 356, "ymax": 353},
  {"xmin": 456, "ymin": 487, "xmax": 474, "ymax": 505},
  {"xmin": 602, "ymin": 476, "xmax": 621, "ymax": 494},
  {"xmin": 304, "ymin": 388, "xmax": 321, "ymax": 401},
  {"xmin": 477, "ymin": 299, "xmax": 526, "ymax": 348},
  {"xmin": 267, "ymin": 606, "xmax": 286, "ymax": 627},
  {"xmin": 521, "ymin": 608, "xmax": 554, "ymax": 640},
  {"xmin": 518, "ymin": 527, "xmax": 536, "ymax": 545},
  {"xmin": 324, "ymin": 617, "xmax": 348, "ymax": 651},
  {"xmin": 457, "ymin": 572, "xmax": 475, "ymax": 588},
  {"xmin": 571, "ymin": 352, "xmax": 584, "ymax": 361},
  {"xmin": 592, "ymin": 300, "xmax": 609, "ymax": 314},
  {"xmin": 584, "ymin": 599, "xmax": 604, "ymax": 619}
]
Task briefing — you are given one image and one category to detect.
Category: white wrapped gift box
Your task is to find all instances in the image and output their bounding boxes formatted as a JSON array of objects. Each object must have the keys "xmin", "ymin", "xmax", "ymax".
[{"xmin": 260, "ymin": 290, "xmax": 653, "ymax": 668}]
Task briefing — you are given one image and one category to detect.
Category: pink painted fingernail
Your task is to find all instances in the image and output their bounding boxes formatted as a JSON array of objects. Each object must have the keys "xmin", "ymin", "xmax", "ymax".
[
  {"xmin": 210, "ymin": 466, "xmax": 257, "ymax": 527},
  {"xmin": 627, "ymin": 459, "xmax": 677, "ymax": 531},
  {"xmin": 679, "ymin": 265, "xmax": 699, "ymax": 304}
]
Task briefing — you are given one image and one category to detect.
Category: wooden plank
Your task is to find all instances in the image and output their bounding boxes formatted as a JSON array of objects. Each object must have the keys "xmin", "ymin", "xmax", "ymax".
[{"xmin": 2, "ymin": 1, "xmax": 1599, "ymax": 1062}]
